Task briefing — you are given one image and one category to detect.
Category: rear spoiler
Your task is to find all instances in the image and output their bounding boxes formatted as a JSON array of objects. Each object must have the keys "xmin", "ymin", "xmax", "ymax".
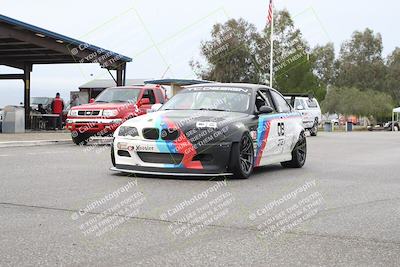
[{"xmin": 283, "ymin": 93, "xmax": 314, "ymax": 107}]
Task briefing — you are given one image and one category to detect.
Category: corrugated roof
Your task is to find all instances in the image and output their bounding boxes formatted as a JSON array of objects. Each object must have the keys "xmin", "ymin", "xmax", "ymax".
[
  {"xmin": 79, "ymin": 79, "xmax": 152, "ymax": 89},
  {"xmin": 0, "ymin": 14, "xmax": 132, "ymax": 68}
]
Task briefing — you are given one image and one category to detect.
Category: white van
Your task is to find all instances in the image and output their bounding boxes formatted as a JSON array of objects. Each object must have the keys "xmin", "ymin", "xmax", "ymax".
[{"xmin": 285, "ymin": 95, "xmax": 322, "ymax": 136}]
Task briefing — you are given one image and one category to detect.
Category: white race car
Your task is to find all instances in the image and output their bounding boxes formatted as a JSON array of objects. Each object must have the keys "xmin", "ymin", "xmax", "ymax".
[{"xmin": 111, "ymin": 83, "xmax": 306, "ymax": 179}]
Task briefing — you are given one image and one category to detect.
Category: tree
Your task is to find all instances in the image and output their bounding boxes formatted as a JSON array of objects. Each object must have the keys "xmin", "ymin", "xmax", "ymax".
[
  {"xmin": 321, "ymin": 87, "xmax": 393, "ymax": 121},
  {"xmin": 385, "ymin": 47, "xmax": 400, "ymax": 104},
  {"xmin": 256, "ymin": 10, "xmax": 325, "ymax": 100},
  {"xmin": 190, "ymin": 18, "xmax": 260, "ymax": 83},
  {"xmin": 335, "ymin": 28, "xmax": 386, "ymax": 91},
  {"xmin": 191, "ymin": 10, "xmax": 326, "ymax": 101},
  {"xmin": 311, "ymin": 43, "xmax": 335, "ymax": 86}
]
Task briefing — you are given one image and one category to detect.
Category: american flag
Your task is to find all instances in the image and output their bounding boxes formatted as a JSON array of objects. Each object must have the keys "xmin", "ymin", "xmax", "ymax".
[{"xmin": 267, "ymin": 0, "xmax": 273, "ymax": 25}]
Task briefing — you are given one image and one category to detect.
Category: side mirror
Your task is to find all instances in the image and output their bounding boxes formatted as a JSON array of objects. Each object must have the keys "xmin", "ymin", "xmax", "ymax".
[
  {"xmin": 296, "ymin": 105, "xmax": 304, "ymax": 110},
  {"xmin": 149, "ymin": 103, "xmax": 162, "ymax": 112},
  {"xmin": 89, "ymin": 98, "xmax": 95, "ymax": 103},
  {"xmin": 258, "ymin": 105, "xmax": 274, "ymax": 114},
  {"xmin": 139, "ymin": 98, "xmax": 150, "ymax": 105}
]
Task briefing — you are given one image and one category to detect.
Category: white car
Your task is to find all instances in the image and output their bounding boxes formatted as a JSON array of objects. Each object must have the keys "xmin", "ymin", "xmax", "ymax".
[
  {"xmin": 111, "ymin": 83, "xmax": 306, "ymax": 179},
  {"xmin": 285, "ymin": 95, "xmax": 322, "ymax": 136}
]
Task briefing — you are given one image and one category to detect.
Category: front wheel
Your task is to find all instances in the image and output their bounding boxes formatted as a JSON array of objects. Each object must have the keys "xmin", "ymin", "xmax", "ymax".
[
  {"xmin": 230, "ymin": 133, "xmax": 254, "ymax": 179},
  {"xmin": 310, "ymin": 119, "xmax": 318, "ymax": 136},
  {"xmin": 71, "ymin": 132, "xmax": 90, "ymax": 145},
  {"xmin": 281, "ymin": 132, "xmax": 307, "ymax": 168}
]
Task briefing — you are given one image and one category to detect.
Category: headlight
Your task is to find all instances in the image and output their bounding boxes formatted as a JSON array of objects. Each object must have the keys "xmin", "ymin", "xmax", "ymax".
[
  {"xmin": 103, "ymin": 109, "xmax": 118, "ymax": 117},
  {"xmin": 118, "ymin": 126, "xmax": 139, "ymax": 137},
  {"xmin": 68, "ymin": 110, "xmax": 78, "ymax": 116}
]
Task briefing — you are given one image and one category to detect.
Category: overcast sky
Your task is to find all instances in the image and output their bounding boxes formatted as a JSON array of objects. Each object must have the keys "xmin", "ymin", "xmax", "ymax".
[{"xmin": 0, "ymin": 0, "xmax": 398, "ymax": 107}]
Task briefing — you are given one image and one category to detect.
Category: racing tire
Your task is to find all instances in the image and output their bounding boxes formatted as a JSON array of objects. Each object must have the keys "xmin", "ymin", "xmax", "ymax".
[
  {"xmin": 230, "ymin": 132, "xmax": 254, "ymax": 179},
  {"xmin": 72, "ymin": 133, "xmax": 90, "ymax": 146},
  {"xmin": 281, "ymin": 132, "xmax": 307, "ymax": 168},
  {"xmin": 310, "ymin": 119, "xmax": 318, "ymax": 136}
]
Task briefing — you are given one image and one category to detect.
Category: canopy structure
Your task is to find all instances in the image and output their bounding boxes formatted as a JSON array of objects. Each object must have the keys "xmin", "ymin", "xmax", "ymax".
[
  {"xmin": 392, "ymin": 107, "xmax": 400, "ymax": 131},
  {"xmin": 0, "ymin": 14, "xmax": 132, "ymax": 128}
]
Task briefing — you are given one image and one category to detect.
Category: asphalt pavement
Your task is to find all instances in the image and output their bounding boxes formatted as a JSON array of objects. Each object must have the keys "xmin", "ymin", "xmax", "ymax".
[{"xmin": 0, "ymin": 132, "xmax": 400, "ymax": 266}]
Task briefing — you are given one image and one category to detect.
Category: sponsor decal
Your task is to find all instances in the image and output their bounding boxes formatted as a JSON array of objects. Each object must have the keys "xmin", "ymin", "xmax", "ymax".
[
  {"xmin": 132, "ymin": 145, "xmax": 155, "ymax": 152},
  {"xmin": 196, "ymin": 121, "xmax": 217, "ymax": 129}
]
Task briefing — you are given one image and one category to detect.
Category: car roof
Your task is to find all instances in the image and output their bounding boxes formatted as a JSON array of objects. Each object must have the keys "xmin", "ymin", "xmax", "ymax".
[
  {"xmin": 107, "ymin": 85, "xmax": 160, "ymax": 90},
  {"xmin": 187, "ymin": 82, "xmax": 274, "ymax": 91}
]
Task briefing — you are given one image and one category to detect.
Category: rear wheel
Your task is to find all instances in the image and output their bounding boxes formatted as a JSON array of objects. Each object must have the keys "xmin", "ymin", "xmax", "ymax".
[
  {"xmin": 310, "ymin": 119, "xmax": 318, "ymax": 136},
  {"xmin": 230, "ymin": 133, "xmax": 254, "ymax": 179},
  {"xmin": 281, "ymin": 132, "xmax": 307, "ymax": 168},
  {"xmin": 71, "ymin": 132, "xmax": 90, "ymax": 145}
]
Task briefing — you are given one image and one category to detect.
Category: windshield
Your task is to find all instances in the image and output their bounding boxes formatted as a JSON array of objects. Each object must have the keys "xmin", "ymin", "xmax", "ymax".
[
  {"xmin": 31, "ymin": 97, "xmax": 50, "ymax": 105},
  {"xmin": 160, "ymin": 87, "xmax": 251, "ymax": 113},
  {"xmin": 95, "ymin": 88, "xmax": 141, "ymax": 103}
]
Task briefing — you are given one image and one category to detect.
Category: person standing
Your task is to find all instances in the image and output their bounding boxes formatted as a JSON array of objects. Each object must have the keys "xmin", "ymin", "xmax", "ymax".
[{"xmin": 51, "ymin": 93, "xmax": 65, "ymax": 130}]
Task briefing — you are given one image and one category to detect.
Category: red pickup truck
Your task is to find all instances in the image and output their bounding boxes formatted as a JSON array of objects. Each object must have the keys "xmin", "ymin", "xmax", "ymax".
[{"xmin": 66, "ymin": 86, "xmax": 166, "ymax": 145}]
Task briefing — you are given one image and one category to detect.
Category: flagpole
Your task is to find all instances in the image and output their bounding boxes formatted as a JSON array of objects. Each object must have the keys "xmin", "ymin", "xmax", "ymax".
[{"xmin": 269, "ymin": 0, "xmax": 274, "ymax": 87}]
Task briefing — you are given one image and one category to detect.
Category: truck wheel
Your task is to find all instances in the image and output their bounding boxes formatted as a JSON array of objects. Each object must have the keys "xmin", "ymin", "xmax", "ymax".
[
  {"xmin": 310, "ymin": 119, "xmax": 318, "ymax": 136},
  {"xmin": 230, "ymin": 133, "xmax": 254, "ymax": 179},
  {"xmin": 72, "ymin": 133, "xmax": 89, "ymax": 145},
  {"xmin": 281, "ymin": 132, "xmax": 307, "ymax": 168}
]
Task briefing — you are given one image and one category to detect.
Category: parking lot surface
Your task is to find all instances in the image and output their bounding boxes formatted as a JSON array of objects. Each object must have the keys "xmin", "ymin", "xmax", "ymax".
[{"xmin": 1, "ymin": 132, "xmax": 400, "ymax": 266}]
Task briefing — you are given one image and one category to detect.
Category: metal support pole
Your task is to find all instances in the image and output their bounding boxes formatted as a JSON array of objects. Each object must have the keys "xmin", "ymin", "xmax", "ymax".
[
  {"xmin": 122, "ymin": 65, "xmax": 126, "ymax": 86},
  {"xmin": 23, "ymin": 64, "xmax": 32, "ymax": 129},
  {"xmin": 116, "ymin": 69, "xmax": 123, "ymax": 86},
  {"xmin": 392, "ymin": 111, "xmax": 395, "ymax": 132},
  {"xmin": 116, "ymin": 63, "xmax": 126, "ymax": 86}
]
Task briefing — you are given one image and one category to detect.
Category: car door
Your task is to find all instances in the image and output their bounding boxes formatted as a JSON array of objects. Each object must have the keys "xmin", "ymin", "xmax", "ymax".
[
  {"xmin": 269, "ymin": 89, "xmax": 295, "ymax": 156},
  {"xmin": 253, "ymin": 89, "xmax": 282, "ymax": 166}
]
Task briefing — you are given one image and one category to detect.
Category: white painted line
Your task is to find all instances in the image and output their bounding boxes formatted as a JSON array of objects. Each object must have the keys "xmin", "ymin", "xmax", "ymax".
[
  {"xmin": 26, "ymin": 151, "xmax": 60, "ymax": 155},
  {"xmin": 0, "ymin": 155, "xmax": 9, "ymax": 157},
  {"xmin": 0, "ymin": 139, "xmax": 71, "ymax": 148}
]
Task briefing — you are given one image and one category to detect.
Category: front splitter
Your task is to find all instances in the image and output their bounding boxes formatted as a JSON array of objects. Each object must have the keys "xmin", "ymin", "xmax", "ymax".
[{"xmin": 110, "ymin": 167, "xmax": 233, "ymax": 177}]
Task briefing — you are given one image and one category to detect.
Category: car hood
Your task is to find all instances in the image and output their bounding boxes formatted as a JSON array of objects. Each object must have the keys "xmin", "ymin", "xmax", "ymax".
[
  {"xmin": 117, "ymin": 109, "xmax": 251, "ymax": 143},
  {"xmin": 124, "ymin": 110, "xmax": 249, "ymax": 127}
]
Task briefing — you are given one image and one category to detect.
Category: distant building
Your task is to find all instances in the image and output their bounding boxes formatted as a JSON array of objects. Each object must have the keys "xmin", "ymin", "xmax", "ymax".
[{"xmin": 78, "ymin": 79, "xmax": 152, "ymax": 100}]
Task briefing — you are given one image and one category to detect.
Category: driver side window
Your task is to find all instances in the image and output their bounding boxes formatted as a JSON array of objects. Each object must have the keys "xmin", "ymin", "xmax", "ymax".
[
  {"xmin": 255, "ymin": 90, "xmax": 273, "ymax": 112},
  {"xmin": 270, "ymin": 90, "xmax": 291, "ymax": 113},
  {"xmin": 142, "ymin": 89, "xmax": 156, "ymax": 104}
]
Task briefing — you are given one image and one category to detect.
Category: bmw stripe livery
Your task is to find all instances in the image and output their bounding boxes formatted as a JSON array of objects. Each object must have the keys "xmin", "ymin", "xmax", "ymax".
[{"xmin": 111, "ymin": 83, "xmax": 306, "ymax": 179}]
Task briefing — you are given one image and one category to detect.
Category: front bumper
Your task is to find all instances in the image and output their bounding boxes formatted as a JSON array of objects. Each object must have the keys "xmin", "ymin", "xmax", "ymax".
[
  {"xmin": 112, "ymin": 138, "xmax": 233, "ymax": 175},
  {"xmin": 66, "ymin": 118, "xmax": 123, "ymax": 134},
  {"xmin": 302, "ymin": 120, "xmax": 314, "ymax": 129}
]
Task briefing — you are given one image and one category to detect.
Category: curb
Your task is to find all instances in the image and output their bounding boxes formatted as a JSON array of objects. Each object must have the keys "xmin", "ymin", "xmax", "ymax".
[{"xmin": 0, "ymin": 139, "xmax": 71, "ymax": 148}]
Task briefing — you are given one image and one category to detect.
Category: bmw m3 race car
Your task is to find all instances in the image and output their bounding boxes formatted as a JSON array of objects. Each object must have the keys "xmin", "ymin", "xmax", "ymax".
[{"xmin": 111, "ymin": 83, "xmax": 306, "ymax": 179}]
